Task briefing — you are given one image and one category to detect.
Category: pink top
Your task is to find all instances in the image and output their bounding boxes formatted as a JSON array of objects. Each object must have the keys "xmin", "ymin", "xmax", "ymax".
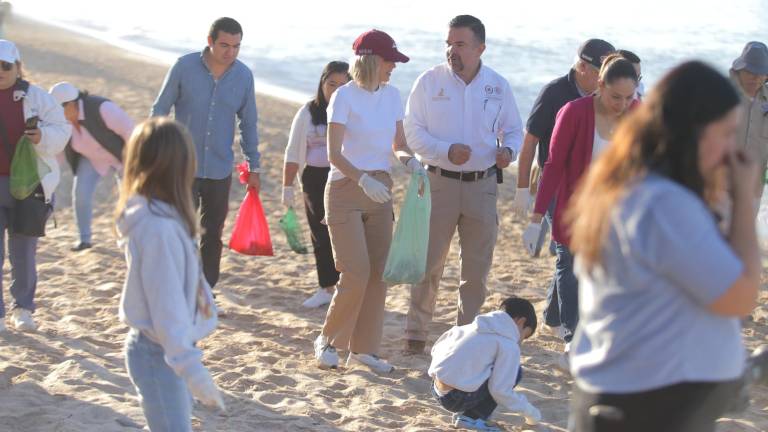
[{"xmin": 71, "ymin": 99, "xmax": 134, "ymax": 176}]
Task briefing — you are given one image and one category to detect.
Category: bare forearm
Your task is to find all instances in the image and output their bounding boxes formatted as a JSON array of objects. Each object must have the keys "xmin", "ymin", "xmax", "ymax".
[{"xmin": 517, "ymin": 133, "xmax": 539, "ymax": 188}]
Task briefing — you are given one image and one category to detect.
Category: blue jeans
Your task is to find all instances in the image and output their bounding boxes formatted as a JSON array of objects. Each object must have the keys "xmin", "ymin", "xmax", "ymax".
[
  {"xmin": 73, "ymin": 158, "xmax": 119, "ymax": 243},
  {"xmin": 0, "ymin": 176, "xmax": 38, "ymax": 318},
  {"xmin": 433, "ymin": 367, "xmax": 523, "ymax": 420},
  {"xmin": 124, "ymin": 329, "xmax": 193, "ymax": 432},
  {"xmin": 543, "ymin": 242, "xmax": 579, "ymax": 342}
]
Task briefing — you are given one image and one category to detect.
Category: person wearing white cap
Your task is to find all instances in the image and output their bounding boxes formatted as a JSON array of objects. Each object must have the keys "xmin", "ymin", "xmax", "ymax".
[
  {"xmin": 49, "ymin": 82, "xmax": 134, "ymax": 252},
  {"xmin": 730, "ymin": 41, "xmax": 768, "ymax": 202},
  {"xmin": 0, "ymin": 40, "xmax": 71, "ymax": 333}
]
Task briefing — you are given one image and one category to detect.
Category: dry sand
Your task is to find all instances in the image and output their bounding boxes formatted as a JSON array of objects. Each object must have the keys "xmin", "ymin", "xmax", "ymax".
[{"xmin": 0, "ymin": 15, "xmax": 765, "ymax": 432}]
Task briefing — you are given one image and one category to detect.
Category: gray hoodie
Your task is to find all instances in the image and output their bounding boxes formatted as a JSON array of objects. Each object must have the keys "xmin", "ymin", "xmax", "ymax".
[
  {"xmin": 117, "ymin": 195, "xmax": 217, "ymax": 385},
  {"xmin": 428, "ymin": 311, "xmax": 532, "ymax": 415}
]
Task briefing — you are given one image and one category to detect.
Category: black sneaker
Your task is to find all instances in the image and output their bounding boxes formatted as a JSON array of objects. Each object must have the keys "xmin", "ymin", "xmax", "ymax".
[{"xmin": 70, "ymin": 242, "xmax": 93, "ymax": 252}]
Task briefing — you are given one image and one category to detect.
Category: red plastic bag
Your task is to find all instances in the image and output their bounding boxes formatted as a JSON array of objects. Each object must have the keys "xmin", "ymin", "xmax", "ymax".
[{"xmin": 228, "ymin": 163, "xmax": 273, "ymax": 256}]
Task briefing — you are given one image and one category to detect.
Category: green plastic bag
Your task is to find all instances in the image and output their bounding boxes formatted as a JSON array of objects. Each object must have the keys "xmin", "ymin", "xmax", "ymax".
[
  {"xmin": 10, "ymin": 135, "xmax": 41, "ymax": 200},
  {"xmin": 279, "ymin": 207, "xmax": 309, "ymax": 254},
  {"xmin": 383, "ymin": 171, "xmax": 431, "ymax": 284}
]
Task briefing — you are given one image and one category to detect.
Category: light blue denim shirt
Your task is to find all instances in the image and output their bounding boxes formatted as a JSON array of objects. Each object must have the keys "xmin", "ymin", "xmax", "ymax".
[{"xmin": 151, "ymin": 49, "xmax": 260, "ymax": 179}]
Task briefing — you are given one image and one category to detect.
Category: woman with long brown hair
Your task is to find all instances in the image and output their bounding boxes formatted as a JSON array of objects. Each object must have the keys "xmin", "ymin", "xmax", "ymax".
[
  {"xmin": 116, "ymin": 118, "xmax": 225, "ymax": 431},
  {"xmin": 522, "ymin": 54, "xmax": 638, "ymax": 367},
  {"xmin": 566, "ymin": 61, "xmax": 760, "ymax": 432}
]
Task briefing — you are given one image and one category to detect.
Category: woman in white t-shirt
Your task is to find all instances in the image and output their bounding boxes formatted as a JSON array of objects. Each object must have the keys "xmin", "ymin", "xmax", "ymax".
[
  {"xmin": 312, "ymin": 29, "xmax": 425, "ymax": 373},
  {"xmin": 282, "ymin": 61, "xmax": 350, "ymax": 309}
]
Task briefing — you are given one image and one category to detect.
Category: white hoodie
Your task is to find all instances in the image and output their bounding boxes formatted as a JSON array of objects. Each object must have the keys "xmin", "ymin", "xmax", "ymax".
[
  {"xmin": 117, "ymin": 195, "xmax": 217, "ymax": 385},
  {"xmin": 428, "ymin": 311, "xmax": 534, "ymax": 415}
]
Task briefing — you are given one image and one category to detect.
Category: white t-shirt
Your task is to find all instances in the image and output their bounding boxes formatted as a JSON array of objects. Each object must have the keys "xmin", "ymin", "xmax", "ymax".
[
  {"xmin": 327, "ymin": 81, "xmax": 404, "ymax": 181},
  {"xmin": 592, "ymin": 127, "xmax": 610, "ymax": 160}
]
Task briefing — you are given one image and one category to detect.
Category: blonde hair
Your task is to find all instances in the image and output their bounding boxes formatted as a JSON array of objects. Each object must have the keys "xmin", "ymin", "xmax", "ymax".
[
  {"xmin": 351, "ymin": 54, "xmax": 381, "ymax": 91},
  {"xmin": 115, "ymin": 117, "xmax": 198, "ymax": 237}
]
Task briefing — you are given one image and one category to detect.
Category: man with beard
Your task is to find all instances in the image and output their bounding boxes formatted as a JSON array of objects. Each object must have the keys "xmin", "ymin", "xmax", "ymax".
[{"xmin": 403, "ymin": 15, "xmax": 523, "ymax": 354}]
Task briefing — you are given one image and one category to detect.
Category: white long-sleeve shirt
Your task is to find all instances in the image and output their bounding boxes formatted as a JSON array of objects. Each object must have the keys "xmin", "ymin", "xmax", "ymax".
[
  {"xmin": 429, "ymin": 311, "xmax": 533, "ymax": 415},
  {"xmin": 404, "ymin": 63, "xmax": 523, "ymax": 171}
]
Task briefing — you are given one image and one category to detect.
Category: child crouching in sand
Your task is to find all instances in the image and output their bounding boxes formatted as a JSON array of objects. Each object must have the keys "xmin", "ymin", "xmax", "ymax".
[
  {"xmin": 429, "ymin": 296, "xmax": 541, "ymax": 431},
  {"xmin": 116, "ymin": 118, "xmax": 225, "ymax": 431}
]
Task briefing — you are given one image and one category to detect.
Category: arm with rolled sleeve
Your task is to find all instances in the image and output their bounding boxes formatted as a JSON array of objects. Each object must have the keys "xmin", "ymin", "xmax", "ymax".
[
  {"xmin": 238, "ymin": 74, "xmax": 260, "ymax": 171},
  {"xmin": 150, "ymin": 60, "xmax": 182, "ymax": 117},
  {"xmin": 498, "ymin": 81, "xmax": 523, "ymax": 158},
  {"xmin": 135, "ymin": 221, "xmax": 209, "ymax": 385},
  {"xmin": 404, "ymin": 73, "xmax": 453, "ymax": 162}
]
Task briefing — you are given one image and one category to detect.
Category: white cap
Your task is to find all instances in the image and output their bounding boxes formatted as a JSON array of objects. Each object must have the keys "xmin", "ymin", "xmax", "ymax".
[
  {"xmin": 49, "ymin": 82, "xmax": 80, "ymax": 105},
  {"xmin": 0, "ymin": 39, "xmax": 20, "ymax": 63}
]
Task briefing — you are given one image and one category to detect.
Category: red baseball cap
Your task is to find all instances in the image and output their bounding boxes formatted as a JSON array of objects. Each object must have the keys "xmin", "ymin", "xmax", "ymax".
[{"xmin": 353, "ymin": 29, "xmax": 409, "ymax": 63}]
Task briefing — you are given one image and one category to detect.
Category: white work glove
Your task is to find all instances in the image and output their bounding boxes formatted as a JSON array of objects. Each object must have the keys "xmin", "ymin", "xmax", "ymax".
[
  {"xmin": 281, "ymin": 185, "xmax": 295, "ymax": 207},
  {"xmin": 522, "ymin": 222, "xmax": 542, "ymax": 257},
  {"xmin": 187, "ymin": 370, "xmax": 226, "ymax": 412},
  {"xmin": 521, "ymin": 401, "xmax": 542, "ymax": 425},
  {"xmin": 513, "ymin": 188, "xmax": 531, "ymax": 218},
  {"xmin": 406, "ymin": 157, "xmax": 427, "ymax": 176},
  {"xmin": 358, "ymin": 173, "xmax": 391, "ymax": 203}
]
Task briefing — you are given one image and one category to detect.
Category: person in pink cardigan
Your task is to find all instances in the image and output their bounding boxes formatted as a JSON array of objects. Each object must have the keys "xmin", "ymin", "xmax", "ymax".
[{"xmin": 522, "ymin": 54, "xmax": 638, "ymax": 370}]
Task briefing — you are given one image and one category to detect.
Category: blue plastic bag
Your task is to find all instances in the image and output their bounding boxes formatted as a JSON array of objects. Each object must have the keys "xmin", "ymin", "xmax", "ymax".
[{"xmin": 383, "ymin": 172, "xmax": 431, "ymax": 284}]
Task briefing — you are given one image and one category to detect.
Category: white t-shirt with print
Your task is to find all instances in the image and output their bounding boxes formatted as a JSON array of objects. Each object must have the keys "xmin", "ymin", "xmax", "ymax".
[{"xmin": 327, "ymin": 81, "xmax": 404, "ymax": 181}]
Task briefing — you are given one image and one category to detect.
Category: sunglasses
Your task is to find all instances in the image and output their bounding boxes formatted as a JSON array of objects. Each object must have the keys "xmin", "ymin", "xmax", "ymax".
[{"xmin": 0, "ymin": 61, "xmax": 13, "ymax": 72}]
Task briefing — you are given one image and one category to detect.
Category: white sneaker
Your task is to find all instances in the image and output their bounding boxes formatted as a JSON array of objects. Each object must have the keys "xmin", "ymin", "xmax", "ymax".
[
  {"xmin": 346, "ymin": 352, "xmax": 394, "ymax": 373},
  {"xmin": 314, "ymin": 334, "xmax": 339, "ymax": 369},
  {"xmin": 302, "ymin": 288, "xmax": 334, "ymax": 308},
  {"xmin": 12, "ymin": 308, "xmax": 36, "ymax": 332}
]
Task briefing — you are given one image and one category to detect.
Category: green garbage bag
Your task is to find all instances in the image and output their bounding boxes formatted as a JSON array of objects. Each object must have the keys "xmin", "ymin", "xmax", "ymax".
[
  {"xmin": 279, "ymin": 207, "xmax": 309, "ymax": 254},
  {"xmin": 10, "ymin": 135, "xmax": 41, "ymax": 200},
  {"xmin": 383, "ymin": 171, "xmax": 431, "ymax": 284}
]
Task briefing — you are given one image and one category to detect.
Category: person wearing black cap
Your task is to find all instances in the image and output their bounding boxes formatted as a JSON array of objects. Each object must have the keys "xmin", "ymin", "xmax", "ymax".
[
  {"xmin": 512, "ymin": 39, "xmax": 615, "ymax": 255},
  {"xmin": 730, "ymin": 41, "xmax": 768, "ymax": 202},
  {"xmin": 313, "ymin": 29, "xmax": 422, "ymax": 373},
  {"xmin": 403, "ymin": 15, "xmax": 523, "ymax": 355}
]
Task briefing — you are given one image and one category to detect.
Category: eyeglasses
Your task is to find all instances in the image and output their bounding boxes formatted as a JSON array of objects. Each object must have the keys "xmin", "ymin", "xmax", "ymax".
[
  {"xmin": 0, "ymin": 61, "xmax": 13, "ymax": 72},
  {"xmin": 637, "ymin": 74, "xmax": 643, "ymax": 82}
]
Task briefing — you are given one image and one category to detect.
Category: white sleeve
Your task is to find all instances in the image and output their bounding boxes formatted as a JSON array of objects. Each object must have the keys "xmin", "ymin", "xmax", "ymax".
[
  {"xmin": 404, "ymin": 73, "xmax": 453, "ymax": 162},
  {"xmin": 34, "ymin": 89, "xmax": 71, "ymax": 157},
  {"xmin": 487, "ymin": 342, "xmax": 531, "ymax": 414},
  {"xmin": 328, "ymin": 88, "xmax": 349, "ymax": 125},
  {"xmin": 499, "ymin": 80, "xmax": 523, "ymax": 158},
  {"xmin": 284, "ymin": 105, "xmax": 309, "ymax": 165}
]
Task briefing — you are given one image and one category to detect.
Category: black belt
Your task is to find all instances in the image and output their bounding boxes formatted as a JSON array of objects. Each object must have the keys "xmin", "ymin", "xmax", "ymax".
[{"xmin": 426, "ymin": 165, "xmax": 497, "ymax": 182}]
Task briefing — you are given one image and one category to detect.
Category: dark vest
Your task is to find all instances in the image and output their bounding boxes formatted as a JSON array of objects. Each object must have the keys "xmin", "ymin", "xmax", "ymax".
[{"xmin": 64, "ymin": 95, "xmax": 125, "ymax": 173}]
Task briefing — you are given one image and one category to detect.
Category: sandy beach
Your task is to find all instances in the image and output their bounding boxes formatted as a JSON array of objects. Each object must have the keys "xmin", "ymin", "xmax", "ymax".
[{"xmin": 0, "ymin": 15, "xmax": 765, "ymax": 432}]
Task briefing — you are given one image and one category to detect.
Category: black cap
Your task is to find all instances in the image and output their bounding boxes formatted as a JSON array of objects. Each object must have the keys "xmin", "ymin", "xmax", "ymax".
[
  {"xmin": 732, "ymin": 41, "xmax": 768, "ymax": 75},
  {"xmin": 578, "ymin": 39, "xmax": 616, "ymax": 69}
]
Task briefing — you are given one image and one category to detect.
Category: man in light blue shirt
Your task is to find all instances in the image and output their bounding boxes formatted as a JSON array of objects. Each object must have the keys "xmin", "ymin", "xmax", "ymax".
[{"xmin": 152, "ymin": 17, "xmax": 260, "ymax": 288}]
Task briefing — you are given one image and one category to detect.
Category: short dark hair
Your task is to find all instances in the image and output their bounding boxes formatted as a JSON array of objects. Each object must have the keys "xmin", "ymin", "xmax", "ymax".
[
  {"xmin": 209, "ymin": 17, "xmax": 242, "ymax": 41},
  {"xmin": 500, "ymin": 296, "xmax": 537, "ymax": 334},
  {"xmin": 449, "ymin": 15, "xmax": 485, "ymax": 44},
  {"xmin": 618, "ymin": 49, "xmax": 641, "ymax": 64},
  {"xmin": 308, "ymin": 61, "xmax": 351, "ymax": 126}
]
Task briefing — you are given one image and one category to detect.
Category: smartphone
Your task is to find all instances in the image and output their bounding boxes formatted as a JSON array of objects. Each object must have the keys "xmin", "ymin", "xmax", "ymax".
[{"xmin": 24, "ymin": 116, "xmax": 39, "ymax": 131}]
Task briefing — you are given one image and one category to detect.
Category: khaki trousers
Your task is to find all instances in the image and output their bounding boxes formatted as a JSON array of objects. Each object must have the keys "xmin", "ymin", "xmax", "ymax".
[
  {"xmin": 406, "ymin": 170, "xmax": 498, "ymax": 341},
  {"xmin": 321, "ymin": 171, "xmax": 393, "ymax": 354}
]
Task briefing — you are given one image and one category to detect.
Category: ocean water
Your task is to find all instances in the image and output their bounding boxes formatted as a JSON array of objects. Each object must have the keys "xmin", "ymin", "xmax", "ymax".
[{"xmin": 11, "ymin": 0, "xmax": 768, "ymax": 115}]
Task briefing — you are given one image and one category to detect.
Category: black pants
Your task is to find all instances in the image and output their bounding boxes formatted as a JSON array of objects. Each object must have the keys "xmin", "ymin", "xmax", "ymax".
[
  {"xmin": 301, "ymin": 166, "xmax": 339, "ymax": 288},
  {"xmin": 570, "ymin": 380, "xmax": 741, "ymax": 432},
  {"xmin": 192, "ymin": 176, "xmax": 231, "ymax": 288}
]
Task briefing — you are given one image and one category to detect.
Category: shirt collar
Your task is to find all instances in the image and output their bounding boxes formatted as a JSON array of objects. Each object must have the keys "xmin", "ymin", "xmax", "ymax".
[{"xmin": 448, "ymin": 60, "xmax": 485, "ymax": 87}]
